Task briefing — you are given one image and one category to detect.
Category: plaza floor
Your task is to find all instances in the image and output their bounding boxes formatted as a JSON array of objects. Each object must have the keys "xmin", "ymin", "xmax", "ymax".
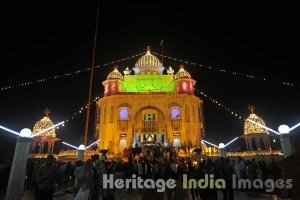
[{"xmin": 13, "ymin": 189, "xmax": 288, "ymax": 200}]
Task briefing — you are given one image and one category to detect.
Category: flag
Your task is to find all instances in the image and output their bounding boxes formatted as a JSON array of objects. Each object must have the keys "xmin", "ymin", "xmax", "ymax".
[{"xmin": 160, "ymin": 40, "xmax": 163, "ymax": 46}]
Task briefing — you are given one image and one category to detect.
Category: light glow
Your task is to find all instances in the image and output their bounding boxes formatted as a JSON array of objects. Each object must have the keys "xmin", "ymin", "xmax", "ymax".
[
  {"xmin": 85, "ymin": 139, "xmax": 100, "ymax": 150},
  {"xmin": 224, "ymin": 137, "xmax": 239, "ymax": 147},
  {"xmin": 278, "ymin": 124, "xmax": 290, "ymax": 134},
  {"xmin": 62, "ymin": 142, "xmax": 79, "ymax": 150},
  {"xmin": 202, "ymin": 140, "xmax": 219, "ymax": 148},
  {"xmin": 0, "ymin": 125, "xmax": 20, "ymax": 136},
  {"xmin": 78, "ymin": 144, "xmax": 85, "ymax": 150},
  {"xmin": 219, "ymin": 143, "xmax": 225, "ymax": 148},
  {"xmin": 20, "ymin": 128, "xmax": 32, "ymax": 137},
  {"xmin": 289, "ymin": 122, "xmax": 300, "ymax": 132},
  {"xmin": 246, "ymin": 119, "xmax": 280, "ymax": 135}
]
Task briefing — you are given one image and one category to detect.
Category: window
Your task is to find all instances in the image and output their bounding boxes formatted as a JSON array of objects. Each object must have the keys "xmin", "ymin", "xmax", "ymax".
[
  {"xmin": 144, "ymin": 113, "xmax": 155, "ymax": 121},
  {"xmin": 119, "ymin": 107, "xmax": 129, "ymax": 119},
  {"xmin": 171, "ymin": 106, "xmax": 180, "ymax": 119}
]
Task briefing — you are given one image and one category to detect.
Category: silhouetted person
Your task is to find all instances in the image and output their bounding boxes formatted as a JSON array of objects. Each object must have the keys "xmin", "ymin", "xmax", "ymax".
[
  {"xmin": 0, "ymin": 160, "xmax": 11, "ymax": 196},
  {"xmin": 35, "ymin": 155, "xmax": 59, "ymax": 200}
]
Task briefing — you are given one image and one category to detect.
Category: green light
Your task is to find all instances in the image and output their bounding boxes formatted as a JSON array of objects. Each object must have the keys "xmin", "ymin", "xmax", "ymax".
[{"xmin": 121, "ymin": 75, "xmax": 175, "ymax": 92}]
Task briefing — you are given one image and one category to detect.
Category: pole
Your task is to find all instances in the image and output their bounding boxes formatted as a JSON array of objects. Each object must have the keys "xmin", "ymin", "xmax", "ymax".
[
  {"xmin": 219, "ymin": 147, "xmax": 227, "ymax": 158},
  {"xmin": 5, "ymin": 137, "xmax": 31, "ymax": 200},
  {"xmin": 77, "ymin": 149, "xmax": 85, "ymax": 161},
  {"xmin": 84, "ymin": 0, "xmax": 100, "ymax": 146},
  {"xmin": 161, "ymin": 39, "xmax": 164, "ymax": 66},
  {"xmin": 280, "ymin": 134, "xmax": 292, "ymax": 158}
]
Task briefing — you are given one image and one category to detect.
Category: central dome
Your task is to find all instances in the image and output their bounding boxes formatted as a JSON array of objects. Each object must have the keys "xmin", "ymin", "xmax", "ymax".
[{"xmin": 133, "ymin": 46, "xmax": 164, "ymax": 75}]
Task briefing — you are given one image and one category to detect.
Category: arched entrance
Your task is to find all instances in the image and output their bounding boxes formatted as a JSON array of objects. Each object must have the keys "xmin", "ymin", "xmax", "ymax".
[{"xmin": 133, "ymin": 106, "xmax": 166, "ymax": 146}]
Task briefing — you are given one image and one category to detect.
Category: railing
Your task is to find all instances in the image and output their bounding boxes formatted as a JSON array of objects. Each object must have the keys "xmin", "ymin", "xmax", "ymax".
[
  {"xmin": 205, "ymin": 150, "xmax": 283, "ymax": 157},
  {"xmin": 117, "ymin": 119, "xmax": 129, "ymax": 131},
  {"xmin": 171, "ymin": 119, "xmax": 182, "ymax": 131},
  {"xmin": 142, "ymin": 121, "xmax": 158, "ymax": 133}
]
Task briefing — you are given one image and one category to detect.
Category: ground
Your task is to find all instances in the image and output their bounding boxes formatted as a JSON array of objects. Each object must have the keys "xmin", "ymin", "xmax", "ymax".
[{"xmin": 13, "ymin": 189, "xmax": 287, "ymax": 200}]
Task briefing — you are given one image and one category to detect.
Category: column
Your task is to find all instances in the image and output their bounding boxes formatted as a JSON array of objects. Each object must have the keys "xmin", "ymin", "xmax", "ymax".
[
  {"xmin": 5, "ymin": 137, "xmax": 32, "ymax": 200},
  {"xmin": 280, "ymin": 134, "xmax": 291, "ymax": 158}
]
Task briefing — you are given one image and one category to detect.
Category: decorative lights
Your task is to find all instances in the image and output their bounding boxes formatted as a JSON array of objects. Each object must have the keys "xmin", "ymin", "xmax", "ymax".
[
  {"xmin": 0, "ymin": 52, "xmax": 145, "ymax": 92},
  {"xmin": 152, "ymin": 52, "xmax": 300, "ymax": 89},
  {"xmin": 194, "ymin": 89, "xmax": 243, "ymax": 120}
]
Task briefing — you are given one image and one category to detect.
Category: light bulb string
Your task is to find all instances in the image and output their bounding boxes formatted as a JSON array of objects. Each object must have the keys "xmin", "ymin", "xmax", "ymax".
[
  {"xmin": 152, "ymin": 52, "xmax": 300, "ymax": 89},
  {"xmin": 1, "ymin": 52, "xmax": 145, "ymax": 92},
  {"xmin": 194, "ymin": 88, "xmax": 244, "ymax": 121}
]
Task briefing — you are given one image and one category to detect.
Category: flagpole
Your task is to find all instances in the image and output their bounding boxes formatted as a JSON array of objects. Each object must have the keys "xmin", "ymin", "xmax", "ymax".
[
  {"xmin": 161, "ymin": 40, "xmax": 164, "ymax": 66},
  {"xmin": 84, "ymin": 0, "xmax": 100, "ymax": 146}
]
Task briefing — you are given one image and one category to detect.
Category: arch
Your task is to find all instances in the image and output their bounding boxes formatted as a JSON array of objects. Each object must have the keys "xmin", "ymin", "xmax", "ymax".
[
  {"xmin": 173, "ymin": 139, "xmax": 181, "ymax": 147},
  {"xmin": 119, "ymin": 139, "xmax": 127, "ymax": 151}
]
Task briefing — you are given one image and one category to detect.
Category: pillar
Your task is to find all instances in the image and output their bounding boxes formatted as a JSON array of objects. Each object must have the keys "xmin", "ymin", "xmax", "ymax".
[
  {"xmin": 5, "ymin": 137, "xmax": 31, "ymax": 200},
  {"xmin": 280, "ymin": 134, "xmax": 291, "ymax": 158},
  {"xmin": 219, "ymin": 148, "xmax": 227, "ymax": 158},
  {"xmin": 77, "ymin": 149, "xmax": 85, "ymax": 161}
]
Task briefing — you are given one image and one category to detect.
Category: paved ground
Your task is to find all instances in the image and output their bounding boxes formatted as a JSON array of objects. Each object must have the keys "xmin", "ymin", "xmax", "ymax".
[{"xmin": 12, "ymin": 189, "xmax": 287, "ymax": 200}]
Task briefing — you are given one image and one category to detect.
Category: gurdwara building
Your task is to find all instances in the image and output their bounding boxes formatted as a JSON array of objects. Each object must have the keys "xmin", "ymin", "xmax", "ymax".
[{"xmin": 96, "ymin": 47, "xmax": 205, "ymax": 154}]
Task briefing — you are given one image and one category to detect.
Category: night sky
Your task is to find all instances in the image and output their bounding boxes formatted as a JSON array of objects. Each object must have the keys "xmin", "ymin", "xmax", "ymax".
[{"xmin": 0, "ymin": 1, "xmax": 299, "ymax": 159}]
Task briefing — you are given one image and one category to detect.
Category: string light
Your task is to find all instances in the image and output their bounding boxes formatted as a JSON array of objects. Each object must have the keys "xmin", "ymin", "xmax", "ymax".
[
  {"xmin": 0, "ymin": 52, "xmax": 145, "ymax": 92},
  {"xmin": 152, "ymin": 52, "xmax": 300, "ymax": 89},
  {"xmin": 194, "ymin": 88, "xmax": 244, "ymax": 120},
  {"xmin": 62, "ymin": 92, "xmax": 104, "ymax": 127}
]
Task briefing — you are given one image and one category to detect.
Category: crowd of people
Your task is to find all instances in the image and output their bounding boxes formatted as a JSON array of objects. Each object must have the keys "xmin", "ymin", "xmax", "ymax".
[{"xmin": 0, "ymin": 145, "xmax": 289, "ymax": 200}]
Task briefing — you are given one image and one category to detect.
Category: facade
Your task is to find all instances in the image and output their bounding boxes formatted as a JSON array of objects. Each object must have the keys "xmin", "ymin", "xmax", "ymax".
[{"xmin": 96, "ymin": 47, "xmax": 205, "ymax": 154}]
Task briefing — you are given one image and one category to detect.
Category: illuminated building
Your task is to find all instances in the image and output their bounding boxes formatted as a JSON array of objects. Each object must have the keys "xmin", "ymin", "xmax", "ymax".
[
  {"xmin": 242, "ymin": 105, "xmax": 271, "ymax": 151},
  {"xmin": 30, "ymin": 108, "xmax": 60, "ymax": 154},
  {"xmin": 95, "ymin": 47, "xmax": 205, "ymax": 154}
]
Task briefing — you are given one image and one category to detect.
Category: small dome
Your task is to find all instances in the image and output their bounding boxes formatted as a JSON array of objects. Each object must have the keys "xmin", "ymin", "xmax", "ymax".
[
  {"xmin": 135, "ymin": 46, "xmax": 163, "ymax": 68},
  {"xmin": 244, "ymin": 113, "xmax": 269, "ymax": 135},
  {"xmin": 174, "ymin": 65, "xmax": 191, "ymax": 80},
  {"xmin": 107, "ymin": 66, "xmax": 123, "ymax": 80},
  {"xmin": 33, "ymin": 116, "xmax": 56, "ymax": 137}
]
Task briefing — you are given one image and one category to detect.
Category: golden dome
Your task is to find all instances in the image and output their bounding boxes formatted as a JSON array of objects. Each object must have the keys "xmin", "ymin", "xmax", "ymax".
[
  {"xmin": 33, "ymin": 116, "xmax": 56, "ymax": 137},
  {"xmin": 135, "ymin": 47, "xmax": 163, "ymax": 69},
  {"xmin": 174, "ymin": 65, "xmax": 191, "ymax": 80},
  {"xmin": 244, "ymin": 113, "xmax": 269, "ymax": 135},
  {"xmin": 107, "ymin": 66, "xmax": 123, "ymax": 80}
]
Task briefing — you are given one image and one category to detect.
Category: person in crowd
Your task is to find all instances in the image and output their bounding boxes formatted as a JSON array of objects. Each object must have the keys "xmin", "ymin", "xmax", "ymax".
[
  {"xmin": 73, "ymin": 160, "xmax": 85, "ymax": 193},
  {"xmin": 75, "ymin": 159, "xmax": 94, "ymax": 200},
  {"xmin": 35, "ymin": 155, "xmax": 59, "ymax": 200},
  {"xmin": 0, "ymin": 160, "xmax": 11, "ymax": 196}
]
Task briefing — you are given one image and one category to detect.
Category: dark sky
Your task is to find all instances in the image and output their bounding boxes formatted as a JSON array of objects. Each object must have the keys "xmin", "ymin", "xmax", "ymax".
[{"xmin": 0, "ymin": 1, "xmax": 299, "ymax": 158}]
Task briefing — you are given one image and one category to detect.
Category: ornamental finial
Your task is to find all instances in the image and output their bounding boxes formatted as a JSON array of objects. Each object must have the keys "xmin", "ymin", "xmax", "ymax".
[
  {"xmin": 44, "ymin": 108, "xmax": 51, "ymax": 117},
  {"xmin": 248, "ymin": 105, "xmax": 255, "ymax": 114},
  {"xmin": 146, "ymin": 46, "xmax": 151, "ymax": 54}
]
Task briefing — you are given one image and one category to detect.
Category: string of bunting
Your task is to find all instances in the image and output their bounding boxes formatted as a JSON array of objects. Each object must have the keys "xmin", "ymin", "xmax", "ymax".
[
  {"xmin": 1, "ymin": 52, "xmax": 145, "ymax": 92},
  {"xmin": 152, "ymin": 52, "xmax": 300, "ymax": 89},
  {"xmin": 194, "ymin": 88, "xmax": 244, "ymax": 121}
]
